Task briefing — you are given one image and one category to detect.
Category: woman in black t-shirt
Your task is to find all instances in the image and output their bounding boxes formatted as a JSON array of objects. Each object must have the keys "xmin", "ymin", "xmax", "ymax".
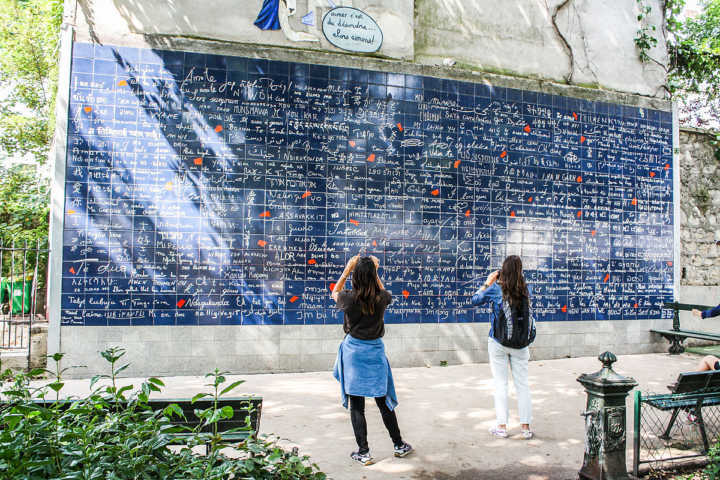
[{"xmin": 331, "ymin": 255, "xmax": 413, "ymax": 466}]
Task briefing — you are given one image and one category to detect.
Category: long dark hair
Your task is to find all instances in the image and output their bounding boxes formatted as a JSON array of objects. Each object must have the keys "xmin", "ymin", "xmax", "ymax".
[
  {"xmin": 351, "ymin": 257, "xmax": 380, "ymax": 315},
  {"xmin": 498, "ymin": 255, "xmax": 529, "ymax": 306}
]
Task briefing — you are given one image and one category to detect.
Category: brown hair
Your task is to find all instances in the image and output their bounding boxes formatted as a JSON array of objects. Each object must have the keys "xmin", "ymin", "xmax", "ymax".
[
  {"xmin": 498, "ymin": 255, "xmax": 529, "ymax": 306},
  {"xmin": 351, "ymin": 257, "xmax": 381, "ymax": 315}
]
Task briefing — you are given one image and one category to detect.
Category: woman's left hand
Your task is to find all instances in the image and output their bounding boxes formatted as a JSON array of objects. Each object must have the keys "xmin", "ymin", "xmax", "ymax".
[
  {"xmin": 344, "ymin": 255, "xmax": 361, "ymax": 275},
  {"xmin": 485, "ymin": 270, "xmax": 499, "ymax": 286}
]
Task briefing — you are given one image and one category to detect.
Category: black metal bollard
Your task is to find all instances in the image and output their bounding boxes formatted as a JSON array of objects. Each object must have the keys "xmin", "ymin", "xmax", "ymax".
[{"xmin": 577, "ymin": 352, "xmax": 638, "ymax": 480}]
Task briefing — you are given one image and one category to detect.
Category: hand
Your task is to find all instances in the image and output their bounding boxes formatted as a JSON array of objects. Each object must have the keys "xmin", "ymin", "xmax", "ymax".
[
  {"xmin": 692, "ymin": 309, "xmax": 702, "ymax": 318},
  {"xmin": 343, "ymin": 255, "xmax": 361, "ymax": 275},
  {"xmin": 369, "ymin": 255, "xmax": 380, "ymax": 269},
  {"xmin": 484, "ymin": 270, "xmax": 499, "ymax": 287}
]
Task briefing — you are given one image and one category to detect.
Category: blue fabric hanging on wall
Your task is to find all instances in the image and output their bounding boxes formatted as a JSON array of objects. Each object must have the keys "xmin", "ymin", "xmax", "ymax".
[{"xmin": 254, "ymin": 0, "xmax": 281, "ymax": 30}]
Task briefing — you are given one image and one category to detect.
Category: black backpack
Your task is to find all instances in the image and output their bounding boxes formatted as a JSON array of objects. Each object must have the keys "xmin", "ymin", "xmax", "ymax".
[{"xmin": 493, "ymin": 295, "xmax": 536, "ymax": 349}]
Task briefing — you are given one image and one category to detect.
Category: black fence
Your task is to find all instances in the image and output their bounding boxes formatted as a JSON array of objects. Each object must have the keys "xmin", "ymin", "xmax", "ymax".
[{"xmin": 0, "ymin": 240, "xmax": 49, "ymax": 354}]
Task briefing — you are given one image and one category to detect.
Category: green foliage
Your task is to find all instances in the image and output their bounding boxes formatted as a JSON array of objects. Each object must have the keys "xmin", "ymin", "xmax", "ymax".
[
  {"xmin": 0, "ymin": 163, "xmax": 49, "ymax": 277},
  {"xmin": 0, "ymin": 0, "xmax": 63, "ymax": 164},
  {"xmin": 670, "ymin": 0, "xmax": 720, "ymax": 98},
  {"xmin": 705, "ymin": 441, "xmax": 720, "ymax": 479},
  {"xmin": 635, "ymin": 0, "xmax": 720, "ymax": 100},
  {"xmin": 0, "ymin": 348, "xmax": 326, "ymax": 480},
  {"xmin": 635, "ymin": 0, "xmax": 658, "ymax": 63}
]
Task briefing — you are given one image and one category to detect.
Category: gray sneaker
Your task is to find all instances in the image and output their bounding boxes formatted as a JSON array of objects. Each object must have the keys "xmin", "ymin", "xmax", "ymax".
[
  {"xmin": 393, "ymin": 442, "xmax": 413, "ymax": 457},
  {"xmin": 350, "ymin": 450, "xmax": 373, "ymax": 465}
]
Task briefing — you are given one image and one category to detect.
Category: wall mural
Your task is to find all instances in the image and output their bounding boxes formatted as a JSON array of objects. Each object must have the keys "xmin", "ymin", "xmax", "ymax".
[
  {"xmin": 61, "ymin": 43, "xmax": 674, "ymax": 326},
  {"xmin": 254, "ymin": 0, "xmax": 338, "ymax": 43}
]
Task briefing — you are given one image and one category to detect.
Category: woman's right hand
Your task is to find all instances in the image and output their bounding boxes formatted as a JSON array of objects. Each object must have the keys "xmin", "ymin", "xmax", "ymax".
[
  {"xmin": 484, "ymin": 270, "xmax": 499, "ymax": 287},
  {"xmin": 692, "ymin": 309, "xmax": 702, "ymax": 318}
]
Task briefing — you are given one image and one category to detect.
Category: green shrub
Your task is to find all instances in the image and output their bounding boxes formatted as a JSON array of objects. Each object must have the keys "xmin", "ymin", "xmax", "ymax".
[
  {"xmin": 0, "ymin": 348, "xmax": 326, "ymax": 480},
  {"xmin": 705, "ymin": 442, "xmax": 720, "ymax": 479}
]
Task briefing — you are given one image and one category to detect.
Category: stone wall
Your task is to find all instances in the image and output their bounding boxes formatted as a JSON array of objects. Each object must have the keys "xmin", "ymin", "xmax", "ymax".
[
  {"xmin": 676, "ymin": 128, "xmax": 720, "ymax": 339},
  {"xmin": 679, "ymin": 128, "xmax": 720, "ymax": 286}
]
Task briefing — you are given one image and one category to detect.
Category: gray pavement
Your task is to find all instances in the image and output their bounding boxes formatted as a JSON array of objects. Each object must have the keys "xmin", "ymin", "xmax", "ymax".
[{"xmin": 42, "ymin": 352, "xmax": 702, "ymax": 480}]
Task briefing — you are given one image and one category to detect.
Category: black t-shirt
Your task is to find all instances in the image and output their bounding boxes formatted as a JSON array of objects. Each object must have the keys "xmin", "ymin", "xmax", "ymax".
[{"xmin": 336, "ymin": 290, "xmax": 392, "ymax": 340}]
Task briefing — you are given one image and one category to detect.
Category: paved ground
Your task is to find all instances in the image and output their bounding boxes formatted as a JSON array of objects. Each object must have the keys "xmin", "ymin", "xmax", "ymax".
[{"xmin": 43, "ymin": 352, "xmax": 703, "ymax": 480}]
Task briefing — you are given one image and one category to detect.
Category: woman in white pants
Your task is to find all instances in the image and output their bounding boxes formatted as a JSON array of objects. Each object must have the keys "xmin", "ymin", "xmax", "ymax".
[{"xmin": 471, "ymin": 255, "xmax": 533, "ymax": 439}]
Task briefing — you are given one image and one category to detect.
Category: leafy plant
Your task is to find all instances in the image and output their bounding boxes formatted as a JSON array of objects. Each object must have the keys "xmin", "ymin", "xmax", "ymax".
[
  {"xmin": 634, "ymin": 0, "xmax": 659, "ymax": 63},
  {"xmin": 705, "ymin": 441, "xmax": 720, "ymax": 479},
  {"xmin": 0, "ymin": 348, "xmax": 326, "ymax": 479}
]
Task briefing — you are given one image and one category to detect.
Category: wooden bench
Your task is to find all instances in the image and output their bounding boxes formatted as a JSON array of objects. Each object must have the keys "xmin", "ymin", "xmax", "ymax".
[
  {"xmin": 18, "ymin": 396, "xmax": 262, "ymax": 454},
  {"xmin": 651, "ymin": 302, "xmax": 719, "ymax": 354},
  {"xmin": 645, "ymin": 370, "xmax": 720, "ymax": 452}
]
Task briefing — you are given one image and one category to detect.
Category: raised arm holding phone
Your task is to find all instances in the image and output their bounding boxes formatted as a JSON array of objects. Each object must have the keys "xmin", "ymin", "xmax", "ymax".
[
  {"xmin": 331, "ymin": 254, "xmax": 412, "ymax": 466},
  {"xmin": 472, "ymin": 255, "xmax": 535, "ymax": 440}
]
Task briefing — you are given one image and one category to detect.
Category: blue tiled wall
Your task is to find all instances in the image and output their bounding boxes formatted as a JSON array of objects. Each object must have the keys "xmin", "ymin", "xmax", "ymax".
[{"xmin": 61, "ymin": 43, "xmax": 674, "ymax": 326}]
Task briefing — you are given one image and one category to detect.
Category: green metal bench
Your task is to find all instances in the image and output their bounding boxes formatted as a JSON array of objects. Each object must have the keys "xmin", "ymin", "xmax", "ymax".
[
  {"xmin": 645, "ymin": 371, "xmax": 720, "ymax": 451},
  {"xmin": 145, "ymin": 397, "xmax": 262, "ymax": 452},
  {"xmin": 633, "ymin": 370, "xmax": 720, "ymax": 476},
  {"xmin": 651, "ymin": 302, "xmax": 719, "ymax": 354},
  {"xmin": 23, "ymin": 396, "xmax": 262, "ymax": 454}
]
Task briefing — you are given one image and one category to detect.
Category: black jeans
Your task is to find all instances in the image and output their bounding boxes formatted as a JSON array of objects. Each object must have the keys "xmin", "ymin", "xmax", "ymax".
[{"xmin": 348, "ymin": 395, "xmax": 402, "ymax": 453}]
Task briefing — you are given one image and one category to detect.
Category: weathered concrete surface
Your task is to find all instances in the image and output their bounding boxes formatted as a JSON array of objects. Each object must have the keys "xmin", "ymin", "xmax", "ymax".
[
  {"xmin": 415, "ymin": 0, "xmax": 668, "ymax": 97},
  {"xmin": 75, "ymin": 0, "xmax": 414, "ymax": 60},
  {"xmin": 58, "ymin": 319, "xmax": 670, "ymax": 378},
  {"xmin": 42, "ymin": 352, "xmax": 700, "ymax": 479},
  {"xmin": 69, "ymin": 0, "xmax": 667, "ymax": 97}
]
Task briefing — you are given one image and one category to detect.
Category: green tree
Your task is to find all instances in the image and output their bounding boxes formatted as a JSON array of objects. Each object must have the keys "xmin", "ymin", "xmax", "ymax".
[
  {"xmin": 636, "ymin": 0, "xmax": 720, "ymax": 128},
  {"xmin": 0, "ymin": 163, "xmax": 49, "ymax": 276},
  {"xmin": 668, "ymin": 0, "xmax": 720, "ymax": 98},
  {"xmin": 0, "ymin": 0, "xmax": 63, "ymax": 165}
]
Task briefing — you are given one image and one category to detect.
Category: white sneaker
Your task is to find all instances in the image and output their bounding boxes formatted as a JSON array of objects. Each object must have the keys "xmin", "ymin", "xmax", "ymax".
[
  {"xmin": 350, "ymin": 450, "xmax": 373, "ymax": 465},
  {"xmin": 521, "ymin": 429, "xmax": 534, "ymax": 440},
  {"xmin": 489, "ymin": 426, "xmax": 508, "ymax": 438}
]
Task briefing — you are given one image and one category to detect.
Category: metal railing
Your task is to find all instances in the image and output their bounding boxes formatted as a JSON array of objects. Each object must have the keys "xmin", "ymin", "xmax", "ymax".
[
  {"xmin": 633, "ymin": 389, "xmax": 720, "ymax": 477},
  {"xmin": 0, "ymin": 240, "xmax": 49, "ymax": 356}
]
